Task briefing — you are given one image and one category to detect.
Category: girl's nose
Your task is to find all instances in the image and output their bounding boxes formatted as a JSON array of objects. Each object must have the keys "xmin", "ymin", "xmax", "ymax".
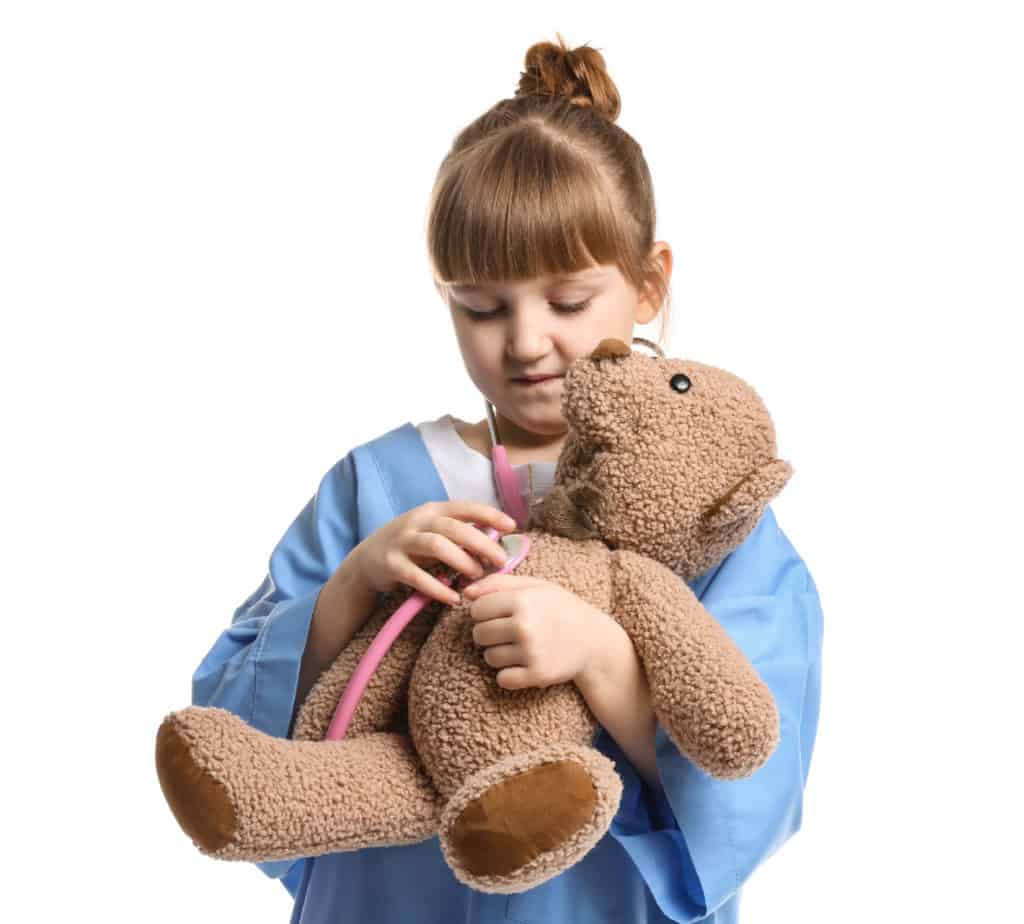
[
  {"xmin": 506, "ymin": 332, "xmax": 552, "ymax": 364},
  {"xmin": 505, "ymin": 311, "xmax": 553, "ymax": 362}
]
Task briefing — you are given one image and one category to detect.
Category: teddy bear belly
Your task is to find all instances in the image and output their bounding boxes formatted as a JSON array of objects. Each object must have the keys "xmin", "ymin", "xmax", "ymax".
[{"xmin": 408, "ymin": 534, "xmax": 613, "ymax": 799}]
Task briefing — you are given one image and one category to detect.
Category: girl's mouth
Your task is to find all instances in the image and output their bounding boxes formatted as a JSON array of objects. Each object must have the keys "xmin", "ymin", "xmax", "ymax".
[{"xmin": 513, "ymin": 375, "xmax": 563, "ymax": 387}]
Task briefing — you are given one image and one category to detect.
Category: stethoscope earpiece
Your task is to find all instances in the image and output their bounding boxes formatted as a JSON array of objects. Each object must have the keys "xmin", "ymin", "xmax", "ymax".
[{"xmin": 631, "ymin": 336, "xmax": 665, "ymax": 358}]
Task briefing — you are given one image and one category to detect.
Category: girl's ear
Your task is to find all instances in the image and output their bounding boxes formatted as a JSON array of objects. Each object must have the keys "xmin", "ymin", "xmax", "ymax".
[
  {"xmin": 636, "ymin": 242, "xmax": 673, "ymax": 322},
  {"xmin": 635, "ymin": 291, "xmax": 659, "ymax": 325}
]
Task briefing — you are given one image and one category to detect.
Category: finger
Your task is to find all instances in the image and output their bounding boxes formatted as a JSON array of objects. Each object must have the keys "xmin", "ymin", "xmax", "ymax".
[
  {"xmin": 424, "ymin": 502, "xmax": 517, "ymax": 536},
  {"xmin": 482, "ymin": 643, "xmax": 524, "ymax": 670},
  {"xmin": 408, "ymin": 532, "xmax": 487, "ymax": 582},
  {"xmin": 411, "ymin": 519, "xmax": 506, "ymax": 573},
  {"xmin": 394, "ymin": 558, "xmax": 462, "ymax": 607},
  {"xmin": 495, "ymin": 667, "xmax": 533, "ymax": 691},
  {"xmin": 453, "ymin": 502, "xmax": 518, "ymax": 531},
  {"xmin": 466, "ymin": 592, "xmax": 512, "ymax": 623},
  {"xmin": 472, "ymin": 616, "xmax": 519, "ymax": 648},
  {"xmin": 463, "ymin": 573, "xmax": 544, "ymax": 600},
  {"xmin": 438, "ymin": 518, "xmax": 512, "ymax": 569}
]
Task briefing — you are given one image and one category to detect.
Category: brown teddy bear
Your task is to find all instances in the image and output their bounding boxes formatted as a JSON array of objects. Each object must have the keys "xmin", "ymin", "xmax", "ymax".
[{"xmin": 156, "ymin": 338, "xmax": 791, "ymax": 893}]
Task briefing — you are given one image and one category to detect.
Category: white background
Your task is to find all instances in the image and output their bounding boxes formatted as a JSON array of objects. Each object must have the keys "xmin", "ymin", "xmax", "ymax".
[{"xmin": 2, "ymin": 2, "xmax": 1021, "ymax": 921}]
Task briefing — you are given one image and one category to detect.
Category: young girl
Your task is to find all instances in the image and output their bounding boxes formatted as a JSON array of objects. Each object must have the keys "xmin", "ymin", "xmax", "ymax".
[{"xmin": 191, "ymin": 35, "xmax": 823, "ymax": 924}]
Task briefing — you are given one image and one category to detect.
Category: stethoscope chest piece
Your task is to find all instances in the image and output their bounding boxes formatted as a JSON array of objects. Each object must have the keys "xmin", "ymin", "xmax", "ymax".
[
  {"xmin": 454, "ymin": 530, "xmax": 532, "ymax": 591},
  {"xmin": 500, "ymin": 532, "xmax": 528, "ymax": 561},
  {"xmin": 495, "ymin": 531, "xmax": 530, "ymax": 573}
]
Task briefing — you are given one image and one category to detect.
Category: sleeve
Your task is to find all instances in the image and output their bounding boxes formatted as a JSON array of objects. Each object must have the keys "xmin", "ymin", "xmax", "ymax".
[
  {"xmin": 190, "ymin": 451, "xmax": 364, "ymax": 894},
  {"xmin": 602, "ymin": 505, "xmax": 824, "ymax": 922}
]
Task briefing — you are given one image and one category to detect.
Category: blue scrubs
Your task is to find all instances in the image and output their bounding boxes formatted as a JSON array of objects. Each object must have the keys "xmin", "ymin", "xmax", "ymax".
[{"xmin": 192, "ymin": 422, "xmax": 824, "ymax": 923}]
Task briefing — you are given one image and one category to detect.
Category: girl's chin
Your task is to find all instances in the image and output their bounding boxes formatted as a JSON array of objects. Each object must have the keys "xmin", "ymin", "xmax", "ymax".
[{"xmin": 496, "ymin": 408, "xmax": 569, "ymax": 438}]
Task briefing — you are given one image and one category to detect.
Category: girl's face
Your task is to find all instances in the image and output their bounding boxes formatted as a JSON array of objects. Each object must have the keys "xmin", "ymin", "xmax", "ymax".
[{"xmin": 447, "ymin": 244, "xmax": 672, "ymax": 446}]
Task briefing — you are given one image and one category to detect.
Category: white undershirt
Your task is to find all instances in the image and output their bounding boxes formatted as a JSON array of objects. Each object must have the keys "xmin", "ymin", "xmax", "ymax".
[{"xmin": 415, "ymin": 413, "xmax": 557, "ymax": 513}]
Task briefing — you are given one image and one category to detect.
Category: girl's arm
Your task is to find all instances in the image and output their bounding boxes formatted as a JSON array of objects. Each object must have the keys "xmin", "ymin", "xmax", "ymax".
[
  {"xmin": 574, "ymin": 618, "xmax": 661, "ymax": 789},
  {"xmin": 294, "ymin": 546, "xmax": 378, "ymax": 716}
]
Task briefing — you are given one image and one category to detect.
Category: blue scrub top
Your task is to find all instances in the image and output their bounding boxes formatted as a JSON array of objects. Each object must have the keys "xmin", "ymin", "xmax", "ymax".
[{"xmin": 192, "ymin": 422, "xmax": 824, "ymax": 924}]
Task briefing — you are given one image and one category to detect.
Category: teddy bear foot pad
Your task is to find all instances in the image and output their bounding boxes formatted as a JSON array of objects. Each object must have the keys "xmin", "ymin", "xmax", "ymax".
[{"xmin": 439, "ymin": 743, "xmax": 623, "ymax": 893}]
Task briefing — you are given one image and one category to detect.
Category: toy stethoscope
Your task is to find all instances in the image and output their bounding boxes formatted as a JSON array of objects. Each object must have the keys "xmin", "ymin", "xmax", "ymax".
[{"xmin": 323, "ymin": 399, "xmax": 532, "ymax": 740}]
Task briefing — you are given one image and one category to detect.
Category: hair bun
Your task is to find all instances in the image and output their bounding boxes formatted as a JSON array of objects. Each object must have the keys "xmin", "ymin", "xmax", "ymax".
[{"xmin": 515, "ymin": 32, "xmax": 621, "ymax": 123}]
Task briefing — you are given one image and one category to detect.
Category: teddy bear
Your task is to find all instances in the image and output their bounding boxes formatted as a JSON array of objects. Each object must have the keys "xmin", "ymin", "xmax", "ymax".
[{"xmin": 156, "ymin": 337, "xmax": 792, "ymax": 893}]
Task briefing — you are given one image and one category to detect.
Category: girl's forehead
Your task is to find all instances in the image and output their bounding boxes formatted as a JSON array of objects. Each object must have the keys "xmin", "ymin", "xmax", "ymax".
[{"xmin": 449, "ymin": 267, "xmax": 612, "ymax": 293}]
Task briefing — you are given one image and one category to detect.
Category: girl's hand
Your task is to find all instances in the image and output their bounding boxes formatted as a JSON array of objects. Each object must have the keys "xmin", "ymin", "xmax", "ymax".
[
  {"xmin": 462, "ymin": 574, "xmax": 614, "ymax": 690},
  {"xmin": 351, "ymin": 501, "xmax": 516, "ymax": 607}
]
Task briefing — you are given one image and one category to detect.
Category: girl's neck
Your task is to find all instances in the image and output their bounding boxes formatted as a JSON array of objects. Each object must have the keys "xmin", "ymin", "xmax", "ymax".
[{"xmin": 455, "ymin": 417, "xmax": 566, "ymax": 466}]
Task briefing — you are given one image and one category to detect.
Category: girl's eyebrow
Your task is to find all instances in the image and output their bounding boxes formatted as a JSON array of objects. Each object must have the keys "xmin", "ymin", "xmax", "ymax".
[{"xmin": 450, "ymin": 269, "xmax": 606, "ymax": 293}]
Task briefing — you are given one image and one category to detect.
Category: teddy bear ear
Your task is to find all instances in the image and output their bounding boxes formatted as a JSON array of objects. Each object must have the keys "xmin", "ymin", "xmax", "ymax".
[
  {"xmin": 701, "ymin": 459, "xmax": 794, "ymax": 534},
  {"xmin": 589, "ymin": 338, "xmax": 631, "ymax": 361}
]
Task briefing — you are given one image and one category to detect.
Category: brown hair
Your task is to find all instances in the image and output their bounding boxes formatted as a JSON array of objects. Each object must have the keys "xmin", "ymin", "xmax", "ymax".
[{"xmin": 427, "ymin": 33, "xmax": 672, "ymax": 344}]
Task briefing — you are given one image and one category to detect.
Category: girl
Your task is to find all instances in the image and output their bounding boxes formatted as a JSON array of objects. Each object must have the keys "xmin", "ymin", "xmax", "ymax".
[{"xmin": 191, "ymin": 35, "xmax": 823, "ymax": 924}]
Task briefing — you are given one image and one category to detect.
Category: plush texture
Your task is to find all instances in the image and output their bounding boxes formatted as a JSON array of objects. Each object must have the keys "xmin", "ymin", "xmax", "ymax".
[{"xmin": 156, "ymin": 338, "xmax": 792, "ymax": 893}]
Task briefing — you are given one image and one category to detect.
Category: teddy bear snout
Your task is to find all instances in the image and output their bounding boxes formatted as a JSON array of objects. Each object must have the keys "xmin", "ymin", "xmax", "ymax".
[{"xmin": 561, "ymin": 340, "xmax": 643, "ymax": 445}]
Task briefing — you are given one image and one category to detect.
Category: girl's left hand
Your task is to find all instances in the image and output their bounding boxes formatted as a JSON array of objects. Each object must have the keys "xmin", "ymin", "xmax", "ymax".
[{"xmin": 462, "ymin": 573, "xmax": 613, "ymax": 690}]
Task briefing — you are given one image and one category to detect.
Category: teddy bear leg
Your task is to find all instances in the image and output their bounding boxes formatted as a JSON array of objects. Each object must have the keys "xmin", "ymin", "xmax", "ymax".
[
  {"xmin": 156, "ymin": 706, "xmax": 441, "ymax": 862},
  {"xmin": 438, "ymin": 743, "xmax": 623, "ymax": 893}
]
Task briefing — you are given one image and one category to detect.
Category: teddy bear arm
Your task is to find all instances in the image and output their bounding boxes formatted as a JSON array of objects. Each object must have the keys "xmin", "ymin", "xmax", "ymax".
[{"xmin": 609, "ymin": 550, "xmax": 780, "ymax": 779}]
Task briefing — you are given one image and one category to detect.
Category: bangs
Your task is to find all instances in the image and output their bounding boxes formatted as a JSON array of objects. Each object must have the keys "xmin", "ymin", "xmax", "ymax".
[{"xmin": 428, "ymin": 127, "xmax": 640, "ymax": 291}]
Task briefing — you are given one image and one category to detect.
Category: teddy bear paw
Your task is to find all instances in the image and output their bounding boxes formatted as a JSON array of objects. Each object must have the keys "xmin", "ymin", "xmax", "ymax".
[
  {"xmin": 156, "ymin": 707, "xmax": 444, "ymax": 862},
  {"xmin": 439, "ymin": 744, "xmax": 623, "ymax": 893},
  {"xmin": 156, "ymin": 708, "xmax": 240, "ymax": 855}
]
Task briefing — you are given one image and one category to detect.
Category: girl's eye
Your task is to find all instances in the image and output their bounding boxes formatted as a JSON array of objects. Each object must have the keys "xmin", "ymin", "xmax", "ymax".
[
  {"xmin": 459, "ymin": 298, "xmax": 593, "ymax": 320},
  {"xmin": 460, "ymin": 305, "xmax": 501, "ymax": 320},
  {"xmin": 552, "ymin": 299, "xmax": 593, "ymax": 314}
]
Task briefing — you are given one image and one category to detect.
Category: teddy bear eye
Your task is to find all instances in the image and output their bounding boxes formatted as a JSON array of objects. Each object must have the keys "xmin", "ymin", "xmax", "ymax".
[{"xmin": 670, "ymin": 373, "xmax": 691, "ymax": 393}]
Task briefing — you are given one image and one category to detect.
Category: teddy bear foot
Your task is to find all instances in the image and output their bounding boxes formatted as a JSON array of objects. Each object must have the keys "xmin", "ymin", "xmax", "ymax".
[
  {"xmin": 438, "ymin": 743, "xmax": 623, "ymax": 893},
  {"xmin": 156, "ymin": 706, "xmax": 442, "ymax": 861}
]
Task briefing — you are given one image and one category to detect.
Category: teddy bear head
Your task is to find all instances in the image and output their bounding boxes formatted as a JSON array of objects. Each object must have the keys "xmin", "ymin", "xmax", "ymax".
[{"xmin": 527, "ymin": 338, "xmax": 793, "ymax": 582}]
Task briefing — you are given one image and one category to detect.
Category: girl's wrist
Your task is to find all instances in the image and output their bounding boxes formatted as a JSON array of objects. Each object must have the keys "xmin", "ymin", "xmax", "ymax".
[
  {"xmin": 574, "ymin": 613, "xmax": 631, "ymax": 694},
  {"xmin": 326, "ymin": 544, "xmax": 378, "ymax": 606}
]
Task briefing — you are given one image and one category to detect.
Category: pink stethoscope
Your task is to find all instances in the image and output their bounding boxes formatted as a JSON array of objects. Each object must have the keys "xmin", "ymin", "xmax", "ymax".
[{"xmin": 323, "ymin": 400, "xmax": 532, "ymax": 740}]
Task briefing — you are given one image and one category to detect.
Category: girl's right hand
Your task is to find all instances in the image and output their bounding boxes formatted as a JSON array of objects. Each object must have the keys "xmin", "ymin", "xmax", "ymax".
[{"xmin": 352, "ymin": 501, "xmax": 517, "ymax": 607}]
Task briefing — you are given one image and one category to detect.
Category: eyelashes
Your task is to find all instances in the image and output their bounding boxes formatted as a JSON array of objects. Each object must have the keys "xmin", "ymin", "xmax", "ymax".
[
  {"xmin": 551, "ymin": 299, "xmax": 593, "ymax": 314},
  {"xmin": 458, "ymin": 298, "xmax": 594, "ymax": 321}
]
